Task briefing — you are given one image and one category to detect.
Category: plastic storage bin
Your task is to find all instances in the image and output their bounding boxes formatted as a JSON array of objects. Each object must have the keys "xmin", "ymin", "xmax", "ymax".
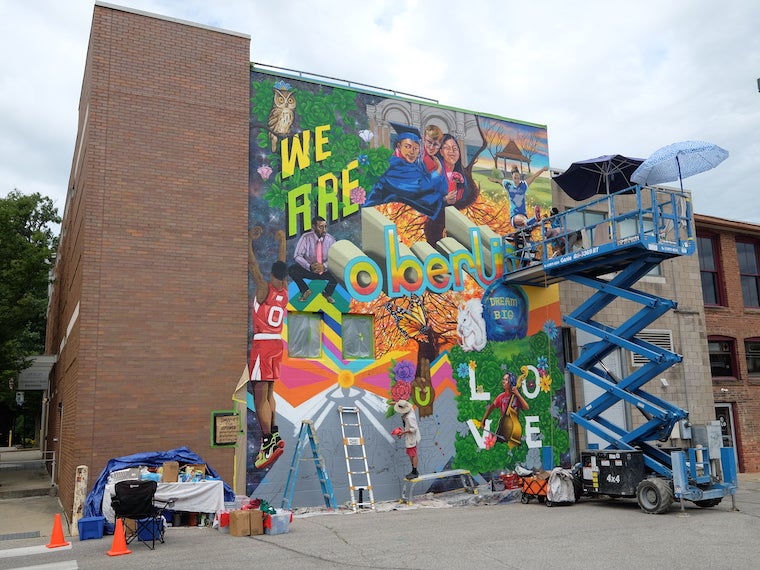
[
  {"xmin": 264, "ymin": 509, "xmax": 291, "ymax": 535},
  {"xmin": 78, "ymin": 515, "xmax": 105, "ymax": 540}
]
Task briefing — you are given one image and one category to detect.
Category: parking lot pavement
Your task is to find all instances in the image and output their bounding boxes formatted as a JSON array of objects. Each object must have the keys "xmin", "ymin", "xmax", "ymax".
[{"xmin": 1, "ymin": 474, "xmax": 760, "ymax": 570}]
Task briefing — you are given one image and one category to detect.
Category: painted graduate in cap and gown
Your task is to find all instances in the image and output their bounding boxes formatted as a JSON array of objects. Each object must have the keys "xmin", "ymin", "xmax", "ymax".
[{"xmin": 364, "ymin": 122, "xmax": 449, "ymax": 218}]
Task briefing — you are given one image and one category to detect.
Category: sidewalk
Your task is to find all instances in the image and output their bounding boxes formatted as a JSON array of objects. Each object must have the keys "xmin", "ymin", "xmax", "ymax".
[
  {"xmin": 0, "ymin": 448, "xmax": 62, "ymax": 540},
  {"xmin": 0, "ymin": 466, "xmax": 55, "ymax": 499}
]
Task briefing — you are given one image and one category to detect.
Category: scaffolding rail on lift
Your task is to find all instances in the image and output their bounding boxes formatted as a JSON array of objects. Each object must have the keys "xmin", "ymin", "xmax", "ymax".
[
  {"xmin": 338, "ymin": 406, "xmax": 375, "ymax": 512},
  {"xmin": 281, "ymin": 420, "xmax": 337, "ymax": 511},
  {"xmin": 503, "ymin": 185, "xmax": 694, "ymax": 288}
]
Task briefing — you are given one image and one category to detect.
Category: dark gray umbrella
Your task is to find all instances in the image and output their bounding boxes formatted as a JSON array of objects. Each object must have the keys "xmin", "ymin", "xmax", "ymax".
[{"xmin": 554, "ymin": 154, "xmax": 644, "ymax": 201}]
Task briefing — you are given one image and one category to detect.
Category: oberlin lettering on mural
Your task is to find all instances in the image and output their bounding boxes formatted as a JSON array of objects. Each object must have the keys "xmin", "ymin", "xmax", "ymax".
[{"xmin": 279, "ymin": 125, "xmax": 503, "ymax": 302}]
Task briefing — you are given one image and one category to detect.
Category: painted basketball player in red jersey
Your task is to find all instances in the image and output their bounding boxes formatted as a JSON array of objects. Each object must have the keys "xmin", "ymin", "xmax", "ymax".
[{"xmin": 248, "ymin": 227, "xmax": 288, "ymax": 469}]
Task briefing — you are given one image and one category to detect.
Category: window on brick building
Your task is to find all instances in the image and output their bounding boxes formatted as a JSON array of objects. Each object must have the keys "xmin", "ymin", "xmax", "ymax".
[
  {"xmin": 342, "ymin": 315, "xmax": 374, "ymax": 359},
  {"xmin": 708, "ymin": 336, "xmax": 737, "ymax": 378},
  {"xmin": 288, "ymin": 313, "xmax": 322, "ymax": 358},
  {"xmin": 746, "ymin": 338, "xmax": 760, "ymax": 376},
  {"xmin": 736, "ymin": 240, "xmax": 760, "ymax": 308},
  {"xmin": 697, "ymin": 235, "xmax": 725, "ymax": 306}
]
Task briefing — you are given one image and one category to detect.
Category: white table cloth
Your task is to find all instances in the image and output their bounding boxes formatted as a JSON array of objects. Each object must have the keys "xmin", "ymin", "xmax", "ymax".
[{"xmin": 102, "ymin": 480, "xmax": 225, "ymax": 523}]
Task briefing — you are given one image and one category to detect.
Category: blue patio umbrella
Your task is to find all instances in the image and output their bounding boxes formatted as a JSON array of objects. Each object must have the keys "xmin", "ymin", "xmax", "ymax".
[{"xmin": 631, "ymin": 140, "xmax": 729, "ymax": 191}]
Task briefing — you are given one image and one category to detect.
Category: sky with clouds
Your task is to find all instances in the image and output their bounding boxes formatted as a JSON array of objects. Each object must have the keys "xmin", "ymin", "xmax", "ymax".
[{"xmin": 2, "ymin": 0, "xmax": 759, "ymax": 224}]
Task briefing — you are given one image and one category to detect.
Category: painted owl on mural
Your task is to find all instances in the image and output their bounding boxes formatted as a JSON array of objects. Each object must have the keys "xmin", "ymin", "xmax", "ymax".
[{"xmin": 267, "ymin": 83, "xmax": 296, "ymax": 152}]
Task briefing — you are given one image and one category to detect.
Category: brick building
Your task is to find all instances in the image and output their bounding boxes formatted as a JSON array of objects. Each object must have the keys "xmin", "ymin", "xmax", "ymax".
[
  {"xmin": 46, "ymin": 2, "xmax": 566, "ymax": 515},
  {"xmin": 44, "ymin": 3, "xmax": 250, "ymax": 517},
  {"xmin": 42, "ymin": 2, "xmax": 749, "ymax": 523},
  {"xmin": 695, "ymin": 213, "xmax": 760, "ymax": 472}
]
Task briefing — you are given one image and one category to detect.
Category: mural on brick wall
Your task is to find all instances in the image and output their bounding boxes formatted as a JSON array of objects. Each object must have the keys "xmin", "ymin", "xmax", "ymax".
[{"xmin": 237, "ymin": 70, "xmax": 569, "ymax": 503}]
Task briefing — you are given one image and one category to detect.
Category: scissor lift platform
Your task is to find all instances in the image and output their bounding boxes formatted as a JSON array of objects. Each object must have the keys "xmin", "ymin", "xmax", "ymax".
[
  {"xmin": 503, "ymin": 185, "xmax": 694, "ymax": 288},
  {"xmin": 501, "ymin": 185, "xmax": 736, "ymax": 512}
]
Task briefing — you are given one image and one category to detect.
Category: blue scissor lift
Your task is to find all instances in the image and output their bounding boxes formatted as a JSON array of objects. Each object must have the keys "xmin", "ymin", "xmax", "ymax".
[{"xmin": 503, "ymin": 185, "xmax": 737, "ymax": 513}]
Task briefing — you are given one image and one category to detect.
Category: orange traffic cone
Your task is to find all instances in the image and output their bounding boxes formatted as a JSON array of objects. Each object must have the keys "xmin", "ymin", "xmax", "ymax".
[
  {"xmin": 106, "ymin": 518, "xmax": 132, "ymax": 557},
  {"xmin": 46, "ymin": 513, "xmax": 71, "ymax": 548}
]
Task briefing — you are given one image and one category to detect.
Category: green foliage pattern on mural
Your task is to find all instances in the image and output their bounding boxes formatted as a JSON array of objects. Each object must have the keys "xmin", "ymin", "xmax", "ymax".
[
  {"xmin": 251, "ymin": 76, "xmax": 389, "ymax": 212},
  {"xmin": 450, "ymin": 331, "xmax": 568, "ymax": 474}
]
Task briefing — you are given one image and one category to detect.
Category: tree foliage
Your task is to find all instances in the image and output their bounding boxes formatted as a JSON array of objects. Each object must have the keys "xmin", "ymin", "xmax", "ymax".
[{"xmin": 0, "ymin": 190, "xmax": 59, "ymax": 417}]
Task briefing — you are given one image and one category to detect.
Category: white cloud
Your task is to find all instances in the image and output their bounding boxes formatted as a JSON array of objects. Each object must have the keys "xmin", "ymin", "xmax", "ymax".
[{"xmin": 2, "ymin": 0, "xmax": 758, "ymax": 222}]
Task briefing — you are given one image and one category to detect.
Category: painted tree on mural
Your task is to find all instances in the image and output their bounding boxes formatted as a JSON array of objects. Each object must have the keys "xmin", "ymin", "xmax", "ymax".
[{"xmin": 350, "ymin": 290, "xmax": 461, "ymax": 417}]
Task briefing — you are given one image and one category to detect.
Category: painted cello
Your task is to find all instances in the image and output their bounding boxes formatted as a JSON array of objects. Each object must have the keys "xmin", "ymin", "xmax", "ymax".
[{"xmin": 499, "ymin": 370, "xmax": 529, "ymax": 448}]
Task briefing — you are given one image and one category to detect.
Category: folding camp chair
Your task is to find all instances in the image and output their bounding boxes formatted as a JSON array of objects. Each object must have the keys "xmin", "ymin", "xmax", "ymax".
[{"xmin": 111, "ymin": 480, "xmax": 175, "ymax": 549}]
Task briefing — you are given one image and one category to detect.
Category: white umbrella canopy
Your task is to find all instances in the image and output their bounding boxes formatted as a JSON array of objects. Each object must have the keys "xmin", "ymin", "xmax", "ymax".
[{"xmin": 631, "ymin": 140, "xmax": 729, "ymax": 190}]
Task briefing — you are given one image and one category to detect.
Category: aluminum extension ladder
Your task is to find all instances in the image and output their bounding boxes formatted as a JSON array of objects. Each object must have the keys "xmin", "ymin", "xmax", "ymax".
[
  {"xmin": 281, "ymin": 420, "xmax": 337, "ymax": 510},
  {"xmin": 338, "ymin": 406, "xmax": 375, "ymax": 511}
]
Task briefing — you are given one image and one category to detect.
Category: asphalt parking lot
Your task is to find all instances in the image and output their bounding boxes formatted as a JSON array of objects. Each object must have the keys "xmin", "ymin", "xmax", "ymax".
[{"xmin": 2, "ymin": 473, "xmax": 759, "ymax": 570}]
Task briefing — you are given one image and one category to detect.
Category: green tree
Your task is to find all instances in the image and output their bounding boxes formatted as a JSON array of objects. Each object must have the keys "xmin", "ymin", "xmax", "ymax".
[{"xmin": 0, "ymin": 190, "xmax": 59, "ymax": 445}]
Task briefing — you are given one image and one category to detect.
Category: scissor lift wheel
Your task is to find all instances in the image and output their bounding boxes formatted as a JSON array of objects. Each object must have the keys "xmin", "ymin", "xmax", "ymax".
[{"xmin": 636, "ymin": 478, "xmax": 673, "ymax": 514}]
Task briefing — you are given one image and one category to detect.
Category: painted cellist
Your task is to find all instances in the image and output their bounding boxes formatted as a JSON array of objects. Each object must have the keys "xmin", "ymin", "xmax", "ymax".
[{"xmin": 480, "ymin": 371, "xmax": 530, "ymax": 448}]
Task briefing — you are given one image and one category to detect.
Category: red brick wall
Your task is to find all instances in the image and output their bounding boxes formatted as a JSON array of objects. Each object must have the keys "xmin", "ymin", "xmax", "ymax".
[
  {"xmin": 700, "ymin": 223, "xmax": 760, "ymax": 472},
  {"xmin": 47, "ymin": 4, "xmax": 250, "ymax": 515}
]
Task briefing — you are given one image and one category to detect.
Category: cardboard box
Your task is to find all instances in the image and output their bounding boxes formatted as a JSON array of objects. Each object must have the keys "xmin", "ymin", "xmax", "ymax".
[
  {"xmin": 182, "ymin": 463, "xmax": 207, "ymax": 482},
  {"xmin": 162, "ymin": 461, "xmax": 179, "ymax": 483},
  {"xmin": 77, "ymin": 515, "xmax": 105, "ymax": 540},
  {"xmin": 185, "ymin": 463, "xmax": 207, "ymax": 475},
  {"xmin": 229, "ymin": 510, "xmax": 250, "ymax": 537},
  {"xmin": 123, "ymin": 518, "xmax": 137, "ymax": 536},
  {"xmin": 250, "ymin": 509, "xmax": 264, "ymax": 536}
]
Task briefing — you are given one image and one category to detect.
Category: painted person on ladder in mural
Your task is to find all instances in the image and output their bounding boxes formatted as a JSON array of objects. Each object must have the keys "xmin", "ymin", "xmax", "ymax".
[{"xmin": 249, "ymin": 227, "xmax": 288, "ymax": 469}]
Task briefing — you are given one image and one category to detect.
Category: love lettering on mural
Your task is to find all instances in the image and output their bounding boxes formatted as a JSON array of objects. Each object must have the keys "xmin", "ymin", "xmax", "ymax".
[{"xmin": 465, "ymin": 365, "xmax": 545, "ymax": 451}]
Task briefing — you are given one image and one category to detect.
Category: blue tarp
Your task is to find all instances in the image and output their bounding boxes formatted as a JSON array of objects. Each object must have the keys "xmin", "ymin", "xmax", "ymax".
[{"xmin": 84, "ymin": 446, "xmax": 235, "ymax": 518}]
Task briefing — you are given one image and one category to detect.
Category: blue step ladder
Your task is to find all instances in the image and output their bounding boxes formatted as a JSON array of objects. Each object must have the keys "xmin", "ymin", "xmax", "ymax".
[{"xmin": 281, "ymin": 420, "xmax": 337, "ymax": 510}]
